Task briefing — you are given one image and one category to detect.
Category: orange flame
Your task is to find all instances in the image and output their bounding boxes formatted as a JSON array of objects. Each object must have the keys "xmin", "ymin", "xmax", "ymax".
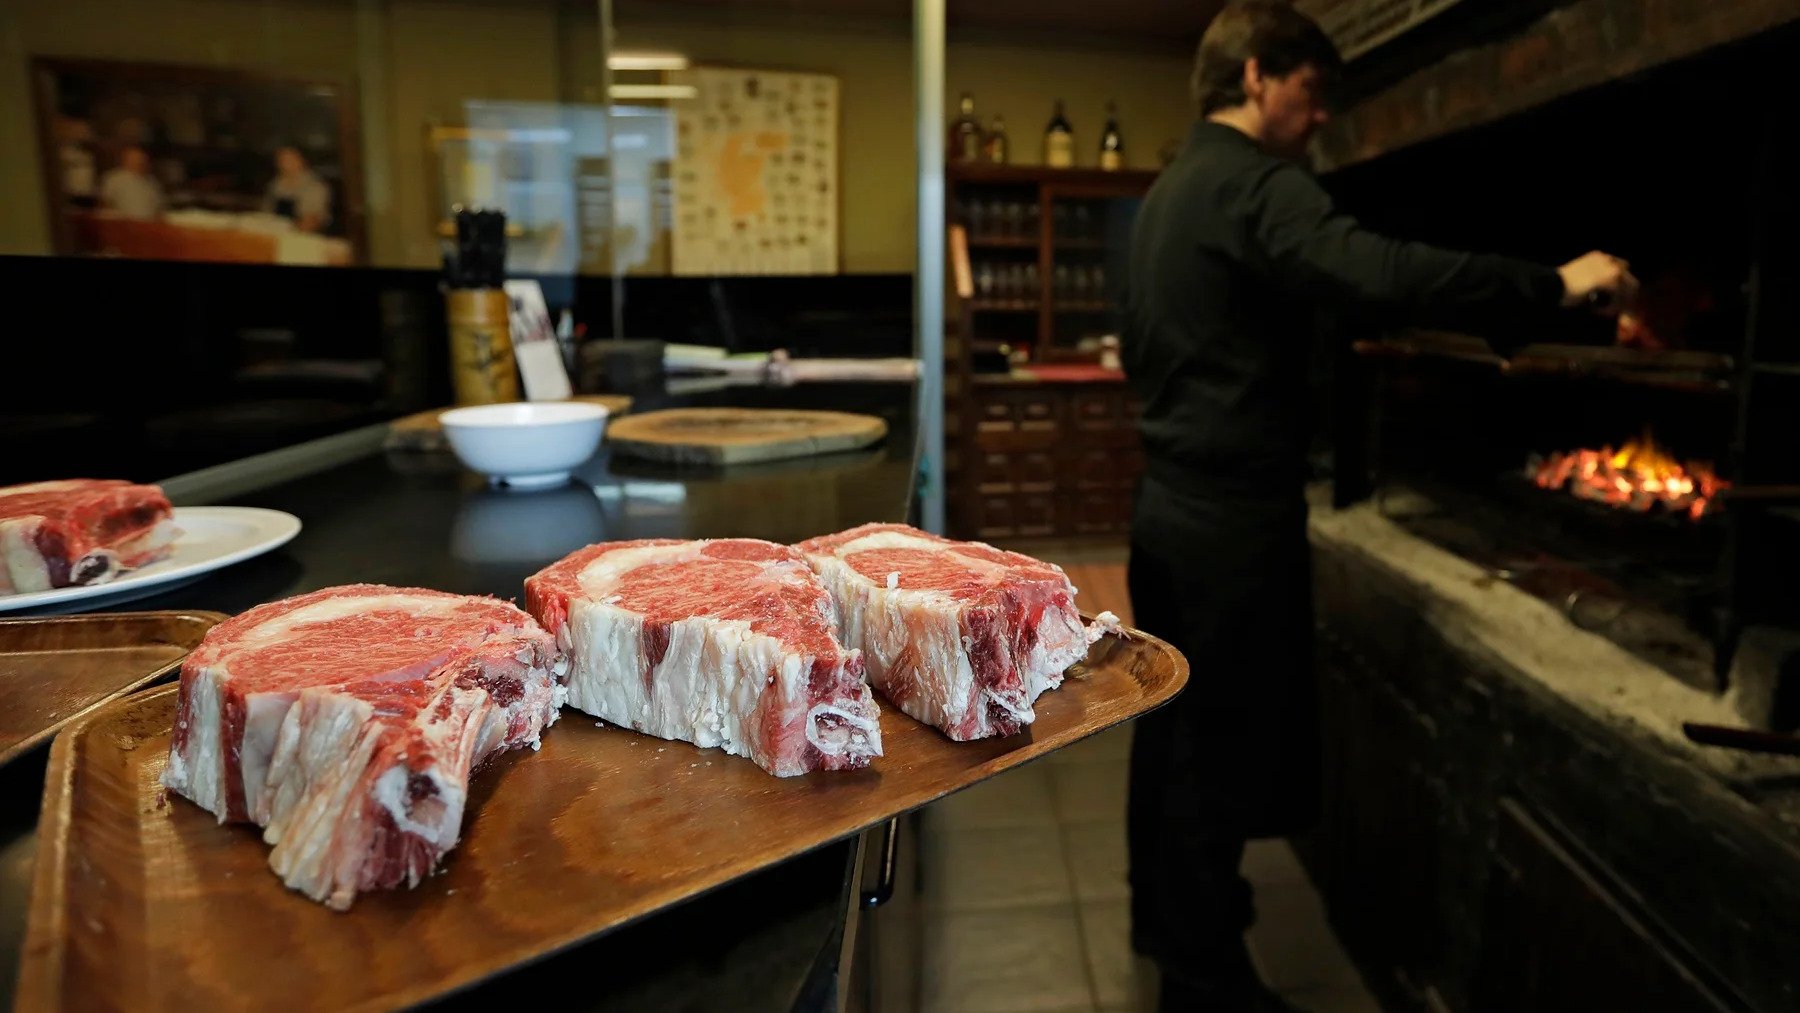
[{"xmin": 1531, "ymin": 430, "xmax": 1727, "ymax": 521}]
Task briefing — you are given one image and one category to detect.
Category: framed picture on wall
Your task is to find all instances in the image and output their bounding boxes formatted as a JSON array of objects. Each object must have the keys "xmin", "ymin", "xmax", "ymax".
[
  {"xmin": 31, "ymin": 57, "xmax": 366, "ymax": 267},
  {"xmin": 670, "ymin": 66, "xmax": 840, "ymax": 276}
]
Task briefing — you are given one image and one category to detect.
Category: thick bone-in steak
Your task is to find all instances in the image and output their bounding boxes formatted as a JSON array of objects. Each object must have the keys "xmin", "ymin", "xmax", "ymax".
[
  {"xmin": 161, "ymin": 584, "xmax": 566, "ymax": 910},
  {"xmin": 0, "ymin": 479, "xmax": 177, "ymax": 593},
  {"xmin": 797, "ymin": 523, "xmax": 1113, "ymax": 741},
  {"xmin": 525, "ymin": 538, "xmax": 881, "ymax": 777}
]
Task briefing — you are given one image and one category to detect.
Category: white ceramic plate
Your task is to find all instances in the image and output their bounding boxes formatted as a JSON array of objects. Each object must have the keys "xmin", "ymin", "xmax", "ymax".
[{"xmin": 0, "ymin": 506, "xmax": 302, "ymax": 615}]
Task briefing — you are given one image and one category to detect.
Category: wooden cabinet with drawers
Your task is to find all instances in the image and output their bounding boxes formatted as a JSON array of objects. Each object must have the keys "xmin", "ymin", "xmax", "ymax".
[
  {"xmin": 951, "ymin": 377, "xmax": 1141, "ymax": 540},
  {"xmin": 942, "ymin": 161, "xmax": 1156, "ymax": 542}
]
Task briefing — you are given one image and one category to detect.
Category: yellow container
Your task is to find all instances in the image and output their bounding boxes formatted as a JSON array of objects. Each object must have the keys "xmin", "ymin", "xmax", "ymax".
[{"xmin": 446, "ymin": 288, "xmax": 520, "ymax": 406}]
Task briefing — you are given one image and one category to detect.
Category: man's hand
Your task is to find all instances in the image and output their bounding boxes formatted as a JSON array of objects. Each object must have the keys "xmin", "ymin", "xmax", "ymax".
[{"xmin": 1558, "ymin": 251, "xmax": 1639, "ymax": 315}]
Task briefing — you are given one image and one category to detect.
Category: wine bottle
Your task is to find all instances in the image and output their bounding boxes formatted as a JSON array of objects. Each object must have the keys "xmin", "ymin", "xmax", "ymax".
[
  {"xmin": 949, "ymin": 92, "xmax": 983, "ymax": 163},
  {"xmin": 1043, "ymin": 99, "xmax": 1074, "ymax": 169},
  {"xmin": 982, "ymin": 114, "xmax": 1009, "ymax": 164},
  {"xmin": 1099, "ymin": 100, "xmax": 1124, "ymax": 171}
]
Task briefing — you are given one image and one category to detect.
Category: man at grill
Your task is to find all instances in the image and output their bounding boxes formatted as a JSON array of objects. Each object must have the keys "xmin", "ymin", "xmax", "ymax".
[{"xmin": 1121, "ymin": 3, "xmax": 1638, "ymax": 1009}]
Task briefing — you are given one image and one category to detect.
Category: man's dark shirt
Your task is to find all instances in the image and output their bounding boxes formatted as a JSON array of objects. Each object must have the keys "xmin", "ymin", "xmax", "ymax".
[{"xmin": 1124, "ymin": 121, "xmax": 1564, "ymax": 492}]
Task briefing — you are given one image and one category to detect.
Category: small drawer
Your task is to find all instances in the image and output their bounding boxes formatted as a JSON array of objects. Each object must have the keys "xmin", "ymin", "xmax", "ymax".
[
  {"xmin": 1066, "ymin": 490, "xmax": 1130, "ymax": 536},
  {"xmin": 976, "ymin": 450, "xmax": 1060, "ymax": 496},
  {"xmin": 1069, "ymin": 447, "xmax": 1118, "ymax": 490}
]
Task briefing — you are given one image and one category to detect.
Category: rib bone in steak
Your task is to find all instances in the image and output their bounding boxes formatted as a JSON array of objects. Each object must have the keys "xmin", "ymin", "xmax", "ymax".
[
  {"xmin": 797, "ymin": 523, "xmax": 1114, "ymax": 741},
  {"xmin": 161, "ymin": 584, "xmax": 567, "ymax": 910},
  {"xmin": 0, "ymin": 480, "xmax": 177, "ymax": 593},
  {"xmin": 525, "ymin": 538, "xmax": 881, "ymax": 776}
]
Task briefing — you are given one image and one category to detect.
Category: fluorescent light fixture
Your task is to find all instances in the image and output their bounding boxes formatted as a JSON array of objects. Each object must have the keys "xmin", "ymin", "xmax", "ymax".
[
  {"xmin": 606, "ymin": 52, "xmax": 689, "ymax": 71},
  {"xmin": 608, "ymin": 84, "xmax": 699, "ymax": 100}
]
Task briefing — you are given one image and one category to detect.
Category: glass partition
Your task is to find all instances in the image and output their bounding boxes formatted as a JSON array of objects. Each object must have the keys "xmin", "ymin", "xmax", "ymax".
[
  {"xmin": 0, "ymin": 0, "xmax": 1193, "ymax": 520},
  {"xmin": 0, "ymin": 1, "xmax": 934, "ymax": 485}
]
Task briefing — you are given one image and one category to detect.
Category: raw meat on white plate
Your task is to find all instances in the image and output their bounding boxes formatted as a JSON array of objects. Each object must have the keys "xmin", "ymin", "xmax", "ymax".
[
  {"xmin": 525, "ymin": 538, "xmax": 882, "ymax": 776},
  {"xmin": 161, "ymin": 584, "xmax": 566, "ymax": 910},
  {"xmin": 797, "ymin": 523, "xmax": 1116, "ymax": 741},
  {"xmin": 0, "ymin": 479, "xmax": 178, "ymax": 593}
]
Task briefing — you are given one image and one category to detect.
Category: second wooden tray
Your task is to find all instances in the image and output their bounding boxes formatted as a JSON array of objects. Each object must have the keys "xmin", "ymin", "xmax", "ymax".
[
  {"xmin": 0, "ymin": 611, "xmax": 224, "ymax": 767},
  {"xmin": 19, "ymin": 624, "xmax": 1184, "ymax": 1012}
]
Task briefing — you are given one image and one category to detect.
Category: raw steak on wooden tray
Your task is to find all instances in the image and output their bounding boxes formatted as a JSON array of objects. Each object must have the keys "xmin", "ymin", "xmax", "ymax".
[
  {"xmin": 0, "ymin": 479, "xmax": 177, "ymax": 593},
  {"xmin": 161, "ymin": 584, "xmax": 566, "ymax": 910},
  {"xmin": 797, "ymin": 523, "xmax": 1116, "ymax": 741},
  {"xmin": 525, "ymin": 538, "xmax": 882, "ymax": 777}
]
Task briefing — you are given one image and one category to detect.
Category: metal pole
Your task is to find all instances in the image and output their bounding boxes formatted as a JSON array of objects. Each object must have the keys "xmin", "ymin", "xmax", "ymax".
[
  {"xmin": 598, "ymin": 0, "xmax": 626, "ymax": 341},
  {"xmin": 913, "ymin": 0, "xmax": 947, "ymax": 533}
]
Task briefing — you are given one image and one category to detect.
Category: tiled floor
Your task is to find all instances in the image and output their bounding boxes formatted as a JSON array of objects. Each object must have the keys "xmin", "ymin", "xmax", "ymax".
[{"xmin": 917, "ymin": 543, "xmax": 1380, "ymax": 1013}]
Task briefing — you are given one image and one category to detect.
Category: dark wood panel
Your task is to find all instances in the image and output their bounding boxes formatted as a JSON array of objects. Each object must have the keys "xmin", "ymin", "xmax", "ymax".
[
  {"xmin": 955, "ymin": 382, "xmax": 1142, "ymax": 539},
  {"xmin": 974, "ymin": 389, "xmax": 1062, "ymax": 435},
  {"xmin": 1309, "ymin": 634, "xmax": 1446, "ymax": 996},
  {"xmin": 972, "ymin": 429, "xmax": 1061, "ymax": 453},
  {"xmin": 1471, "ymin": 800, "xmax": 1734, "ymax": 1013},
  {"xmin": 1068, "ymin": 447, "xmax": 1118, "ymax": 491},
  {"xmin": 1063, "ymin": 490, "xmax": 1130, "ymax": 536},
  {"xmin": 973, "ymin": 491, "xmax": 1058, "ymax": 540},
  {"xmin": 975, "ymin": 449, "xmax": 1057, "ymax": 495}
]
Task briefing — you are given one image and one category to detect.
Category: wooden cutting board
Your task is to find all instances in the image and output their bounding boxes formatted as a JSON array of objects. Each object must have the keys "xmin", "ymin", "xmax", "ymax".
[
  {"xmin": 19, "ymin": 621, "xmax": 1185, "ymax": 1012},
  {"xmin": 606, "ymin": 407, "xmax": 887, "ymax": 465},
  {"xmin": 0, "ymin": 611, "xmax": 224, "ymax": 767},
  {"xmin": 384, "ymin": 395, "xmax": 634, "ymax": 452}
]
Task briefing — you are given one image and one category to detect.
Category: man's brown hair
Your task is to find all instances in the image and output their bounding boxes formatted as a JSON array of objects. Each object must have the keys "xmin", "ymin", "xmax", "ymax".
[{"xmin": 1192, "ymin": 1, "xmax": 1344, "ymax": 115}]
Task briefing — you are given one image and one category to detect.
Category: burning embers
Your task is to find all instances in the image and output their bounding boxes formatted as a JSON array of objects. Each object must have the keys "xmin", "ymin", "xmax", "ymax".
[{"xmin": 1529, "ymin": 430, "xmax": 1727, "ymax": 520}]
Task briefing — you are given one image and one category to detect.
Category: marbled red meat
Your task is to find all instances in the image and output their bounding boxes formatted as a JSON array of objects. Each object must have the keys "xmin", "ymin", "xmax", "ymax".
[
  {"xmin": 161, "ymin": 584, "xmax": 566, "ymax": 910},
  {"xmin": 525, "ymin": 538, "xmax": 881, "ymax": 776},
  {"xmin": 0, "ymin": 479, "xmax": 177, "ymax": 593},
  {"xmin": 797, "ymin": 523, "xmax": 1114, "ymax": 741}
]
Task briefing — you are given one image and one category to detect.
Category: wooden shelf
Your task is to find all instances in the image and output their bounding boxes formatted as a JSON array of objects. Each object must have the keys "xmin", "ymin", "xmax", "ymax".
[
  {"xmin": 965, "ymin": 236, "xmax": 1039, "ymax": 249},
  {"xmin": 946, "ymin": 159, "xmax": 1156, "ymax": 540},
  {"xmin": 947, "ymin": 161, "xmax": 1161, "ymax": 190},
  {"xmin": 965, "ymin": 302, "xmax": 1111, "ymax": 314}
]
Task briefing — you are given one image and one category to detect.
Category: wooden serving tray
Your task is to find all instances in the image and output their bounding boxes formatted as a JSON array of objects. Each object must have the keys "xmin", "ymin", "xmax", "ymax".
[
  {"xmin": 19, "ymin": 625, "xmax": 1184, "ymax": 1012},
  {"xmin": 606, "ymin": 407, "xmax": 888, "ymax": 465},
  {"xmin": 0, "ymin": 611, "xmax": 224, "ymax": 768},
  {"xmin": 384, "ymin": 395, "xmax": 635, "ymax": 452}
]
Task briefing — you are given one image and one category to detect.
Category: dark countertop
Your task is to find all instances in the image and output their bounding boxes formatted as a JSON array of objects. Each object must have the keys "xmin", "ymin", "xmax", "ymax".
[{"xmin": 0, "ymin": 379, "xmax": 919, "ymax": 1010}]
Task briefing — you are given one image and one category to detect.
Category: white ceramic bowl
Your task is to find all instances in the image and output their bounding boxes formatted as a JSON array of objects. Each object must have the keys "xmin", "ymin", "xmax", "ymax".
[{"xmin": 438, "ymin": 401, "xmax": 609, "ymax": 490}]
